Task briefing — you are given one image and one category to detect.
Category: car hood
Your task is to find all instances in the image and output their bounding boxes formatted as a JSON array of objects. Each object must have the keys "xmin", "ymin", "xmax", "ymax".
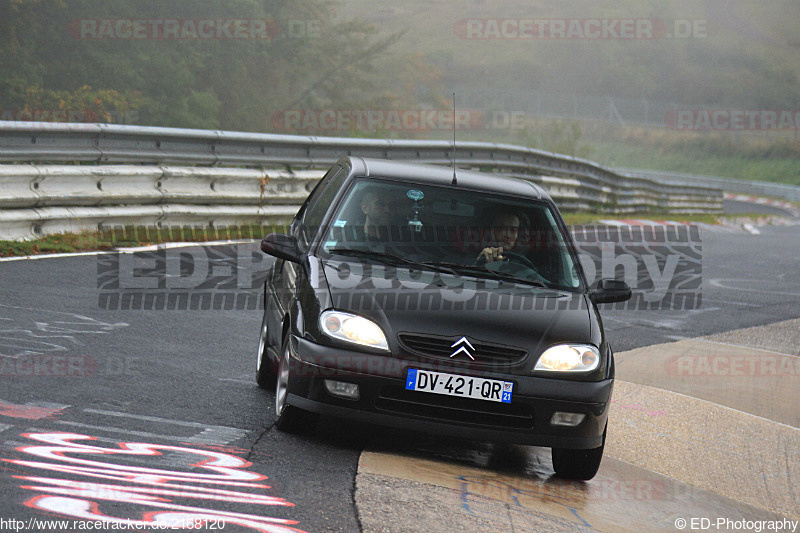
[{"xmin": 321, "ymin": 260, "xmax": 595, "ymax": 355}]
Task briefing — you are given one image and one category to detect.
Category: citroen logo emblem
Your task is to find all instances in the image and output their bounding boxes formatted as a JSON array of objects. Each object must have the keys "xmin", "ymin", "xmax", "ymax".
[{"xmin": 449, "ymin": 337, "xmax": 475, "ymax": 360}]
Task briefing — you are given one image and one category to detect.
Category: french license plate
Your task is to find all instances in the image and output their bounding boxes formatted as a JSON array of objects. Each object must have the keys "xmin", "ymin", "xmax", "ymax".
[{"xmin": 405, "ymin": 369, "xmax": 513, "ymax": 403}]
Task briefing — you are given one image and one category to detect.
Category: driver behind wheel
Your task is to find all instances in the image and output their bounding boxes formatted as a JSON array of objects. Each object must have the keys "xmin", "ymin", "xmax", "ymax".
[
  {"xmin": 474, "ymin": 208, "xmax": 544, "ymax": 282},
  {"xmin": 478, "ymin": 210, "xmax": 521, "ymax": 263}
]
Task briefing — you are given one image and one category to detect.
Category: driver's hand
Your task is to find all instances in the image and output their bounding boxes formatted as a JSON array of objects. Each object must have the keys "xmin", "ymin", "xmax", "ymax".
[{"xmin": 478, "ymin": 246, "xmax": 504, "ymax": 263}]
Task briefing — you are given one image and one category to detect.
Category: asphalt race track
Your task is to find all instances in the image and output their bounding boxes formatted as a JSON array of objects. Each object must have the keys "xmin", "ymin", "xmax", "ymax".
[{"xmin": 0, "ymin": 221, "xmax": 798, "ymax": 532}]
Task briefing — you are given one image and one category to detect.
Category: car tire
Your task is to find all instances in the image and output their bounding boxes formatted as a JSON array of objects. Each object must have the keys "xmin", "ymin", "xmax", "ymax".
[
  {"xmin": 256, "ymin": 311, "xmax": 275, "ymax": 389},
  {"xmin": 551, "ymin": 426, "xmax": 606, "ymax": 480},
  {"xmin": 274, "ymin": 332, "xmax": 318, "ymax": 433}
]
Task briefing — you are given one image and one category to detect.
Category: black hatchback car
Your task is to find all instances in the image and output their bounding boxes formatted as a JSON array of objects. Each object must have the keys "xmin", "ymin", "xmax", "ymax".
[{"xmin": 256, "ymin": 156, "xmax": 631, "ymax": 480}]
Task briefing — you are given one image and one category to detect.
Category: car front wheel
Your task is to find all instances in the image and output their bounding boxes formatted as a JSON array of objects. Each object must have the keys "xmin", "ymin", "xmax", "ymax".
[
  {"xmin": 274, "ymin": 332, "xmax": 318, "ymax": 433},
  {"xmin": 551, "ymin": 426, "xmax": 606, "ymax": 480}
]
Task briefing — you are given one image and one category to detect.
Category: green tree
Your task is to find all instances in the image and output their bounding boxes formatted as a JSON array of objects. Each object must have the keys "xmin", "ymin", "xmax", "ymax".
[{"xmin": 0, "ymin": 0, "xmax": 431, "ymax": 131}]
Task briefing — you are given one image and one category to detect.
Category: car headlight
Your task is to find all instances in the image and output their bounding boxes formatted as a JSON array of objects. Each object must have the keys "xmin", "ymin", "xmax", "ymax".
[
  {"xmin": 319, "ymin": 310, "xmax": 389, "ymax": 351},
  {"xmin": 533, "ymin": 344, "xmax": 600, "ymax": 372}
]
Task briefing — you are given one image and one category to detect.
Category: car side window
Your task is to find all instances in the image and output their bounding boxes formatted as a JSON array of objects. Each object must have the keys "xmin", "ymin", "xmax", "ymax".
[
  {"xmin": 296, "ymin": 165, "xmax": 346, "ymax": 250},
  {"xmin": 290, "ymin": 176, "xmax": 326, "ymax": 238}
]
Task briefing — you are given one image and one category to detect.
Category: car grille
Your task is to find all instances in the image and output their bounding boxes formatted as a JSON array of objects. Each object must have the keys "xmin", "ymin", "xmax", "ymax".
[
  {"xmin": 398, "ymin": 334, "xmax": 527, "ymax": 365},
  {"xmin": 375, "ymin": 387, "xmax": 533, "ymax": 429}
]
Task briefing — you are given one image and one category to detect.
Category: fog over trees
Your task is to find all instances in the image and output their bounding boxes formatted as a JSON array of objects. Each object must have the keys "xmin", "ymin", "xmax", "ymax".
[{"xmin": 1, "ymin": 1, "xmax": 797, "ymax": 182}]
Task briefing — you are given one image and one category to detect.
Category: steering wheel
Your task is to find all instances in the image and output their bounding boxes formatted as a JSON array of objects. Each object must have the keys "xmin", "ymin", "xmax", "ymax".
[{"xmin": 500, "ymin": 250, "xmax": 538, "ymax": 271}]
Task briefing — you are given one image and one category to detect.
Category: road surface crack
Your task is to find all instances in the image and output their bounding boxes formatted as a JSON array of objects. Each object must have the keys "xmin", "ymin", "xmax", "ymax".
[{"xmin": 244, "ymin": 421, "xmax": 275, "ymax": 462}]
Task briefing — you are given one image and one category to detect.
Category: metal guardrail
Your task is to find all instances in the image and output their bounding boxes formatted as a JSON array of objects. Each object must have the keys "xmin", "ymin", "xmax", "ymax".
[
  {"xmin": 0, "ymin": 121, "xmax": 726, "ymax": 240},
  {"xmin": 0, "ymin": 165, "xmax": 319, "ymax": 240},
  {"xmin": 616, "ymin": 168, "xmax": 800, "ymax": 203}
]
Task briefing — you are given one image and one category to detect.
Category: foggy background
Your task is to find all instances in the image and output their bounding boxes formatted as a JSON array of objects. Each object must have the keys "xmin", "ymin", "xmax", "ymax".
[{"xmin": 1, "ymin": 0, "xmax": 797, "ymax": 184}]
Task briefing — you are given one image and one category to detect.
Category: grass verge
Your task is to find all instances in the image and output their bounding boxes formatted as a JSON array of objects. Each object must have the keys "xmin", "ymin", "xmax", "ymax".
[{"xmin": 0, "ymin": 224, "xmax": 278, "ymax": 258}]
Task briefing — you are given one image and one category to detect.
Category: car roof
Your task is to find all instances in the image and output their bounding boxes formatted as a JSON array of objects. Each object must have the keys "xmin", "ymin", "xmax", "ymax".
[{"xmin": 339, "ymin": 156, "xmax": 552, "ymax": 203}]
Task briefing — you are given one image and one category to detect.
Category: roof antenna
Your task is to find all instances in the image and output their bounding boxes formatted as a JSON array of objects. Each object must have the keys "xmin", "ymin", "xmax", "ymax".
[{"xmin": 451, "ymin": 92, "xmax": 457, "ymax": 186}]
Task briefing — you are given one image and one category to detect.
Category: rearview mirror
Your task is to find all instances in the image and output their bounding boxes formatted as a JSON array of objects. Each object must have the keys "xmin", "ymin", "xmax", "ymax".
[
  {"xmin": 260, "ymin": 233, "xmax": 303, "ymax": 263},
  {"xmin": 589, "ymin": 279, "xmax": 632, "ymax": 305}
]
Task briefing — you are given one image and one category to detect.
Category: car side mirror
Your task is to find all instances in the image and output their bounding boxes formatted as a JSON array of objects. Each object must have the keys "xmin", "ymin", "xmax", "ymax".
[
  {"xmin": 589, "ymin": 279, "xmax": 632, "ymax": 304},
  {"xmin": 260, "ymin": 233, "xmax": 303, "ymax": 263}
]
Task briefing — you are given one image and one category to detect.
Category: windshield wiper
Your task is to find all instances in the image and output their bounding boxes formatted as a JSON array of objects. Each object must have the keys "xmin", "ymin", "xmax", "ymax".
[
  {"xmin": 326, "ymin": 248, "xmax": 409, "ymax": 266},
  {"xmin": 326, "ymin": 250, "xmax": 549, "ymax": 288},
  {"xmin": 420, "ymin": 261, "xmax": 549, "ymax": 288},
  {"xmin": 484, "ymin": 271, "xmax": 548, "ymax": 288},
  {"xmin": 326, "ymin": 248, "xmax": 462, "ymax": 277}
]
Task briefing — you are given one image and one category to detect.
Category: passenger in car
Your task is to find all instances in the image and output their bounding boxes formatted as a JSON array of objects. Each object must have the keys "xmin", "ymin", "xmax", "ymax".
[{"xmin": 360, "ymin": 189, "xmax": 401, "ymax": 240}]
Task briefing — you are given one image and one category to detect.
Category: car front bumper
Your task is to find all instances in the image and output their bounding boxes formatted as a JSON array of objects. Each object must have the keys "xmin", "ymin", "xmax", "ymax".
[{"xmin": 285, "ymin": 335, "xmax": 613, "ymax": 449}]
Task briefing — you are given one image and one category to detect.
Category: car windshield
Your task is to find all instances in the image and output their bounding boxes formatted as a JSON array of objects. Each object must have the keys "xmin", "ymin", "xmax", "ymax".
[{"xmin": 319, "ymin": 178, "xmax": 583, "ymax": 290}]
